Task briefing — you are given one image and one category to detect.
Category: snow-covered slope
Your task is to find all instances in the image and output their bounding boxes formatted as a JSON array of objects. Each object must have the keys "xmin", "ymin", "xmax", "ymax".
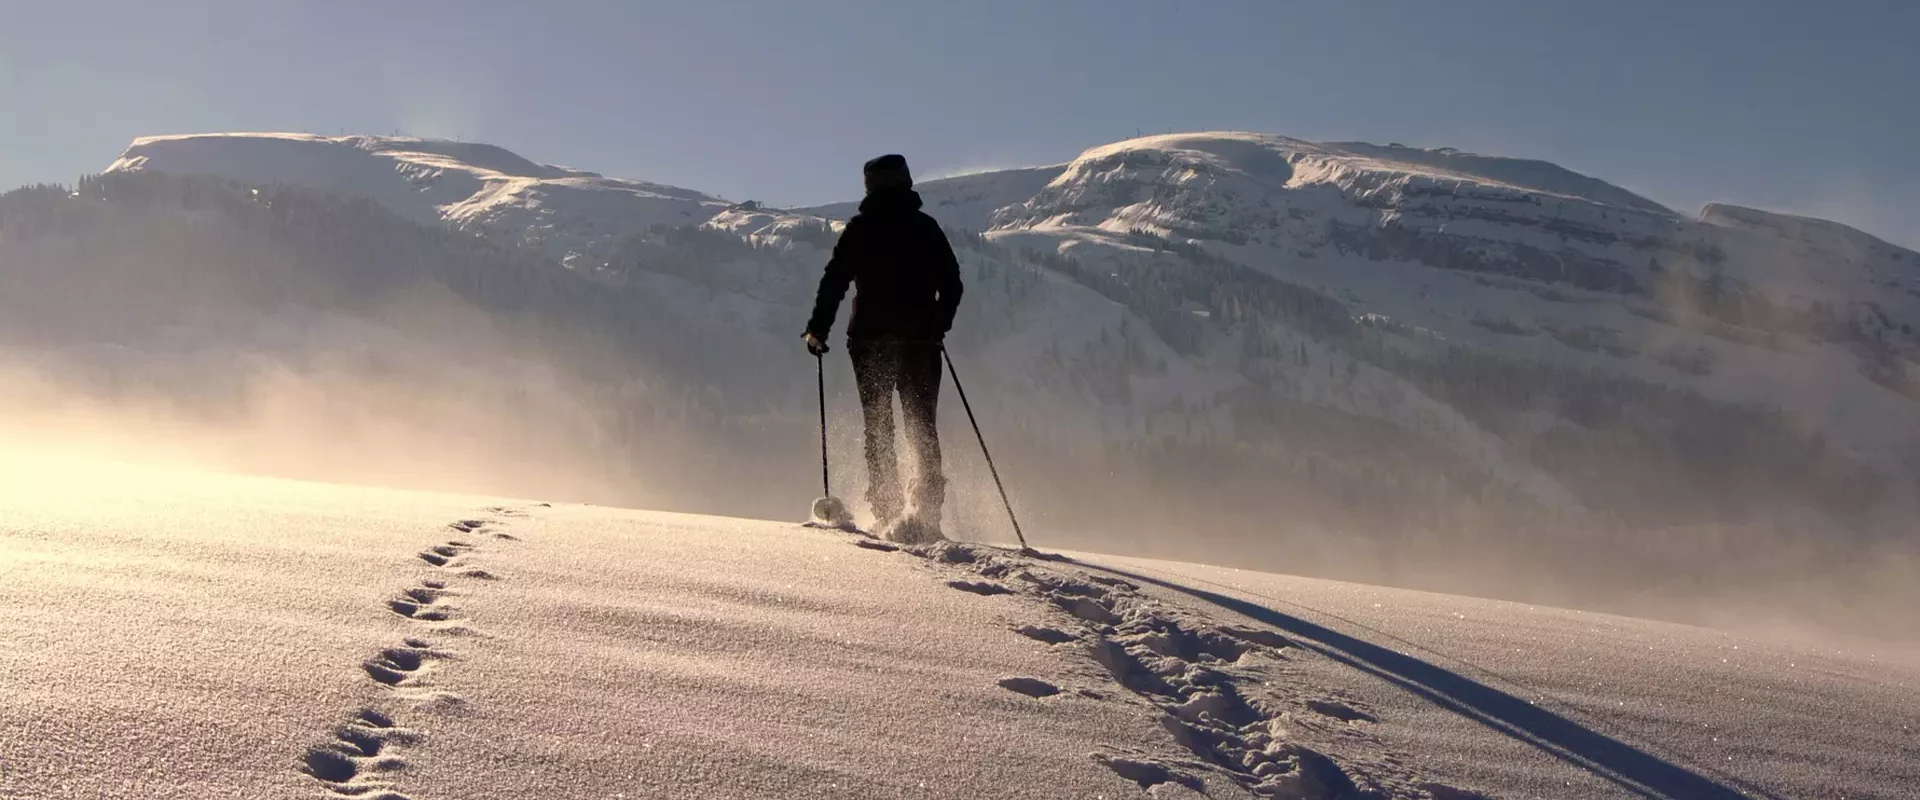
[
  {"xmin": 1321, "ymin": 139, "xmax": 1676, "ymax": 214},
  {"xmin": 2, "ymin": 458, "xmax": 1913, "ymax": 799},
  {"xmin": 106, "ymin": 133, "xmax": 731, "ymax": 265},
  {"xmin": 799, "ymin": 163, "xmax": 1068, "ymax": 232},
  {"xmin": 957, "ymin": 131, "xmax": 1920, "ymax": 517}
]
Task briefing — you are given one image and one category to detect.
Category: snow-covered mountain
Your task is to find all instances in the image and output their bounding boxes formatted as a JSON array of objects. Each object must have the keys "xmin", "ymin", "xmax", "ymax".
[
  {"xmin": 109, "ymin": 133, "xmax": 730, "ymax": 266},
  {"xmin": 69, "ymin": 130, "xmax": 1920, "ymax": 608},
  {"xmin": 954, "ymin": 133, "xmax": 1920, "ymax": 489}
]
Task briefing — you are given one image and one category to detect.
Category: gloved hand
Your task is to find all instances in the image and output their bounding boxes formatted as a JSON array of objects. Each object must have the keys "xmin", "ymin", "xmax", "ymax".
[{"xmin": 803, "ymin": 332, "xmax": 829, "ymax": 356}]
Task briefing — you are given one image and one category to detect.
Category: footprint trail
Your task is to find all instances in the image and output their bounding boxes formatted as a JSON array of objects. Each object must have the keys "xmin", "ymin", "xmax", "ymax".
[
  {"xmin": 872, "ymin": 538, "xmax": 1486, "ymax": 799},
  {"xmin": 294, "ymin": 508, "xmax": 536, "ymax": 798}
]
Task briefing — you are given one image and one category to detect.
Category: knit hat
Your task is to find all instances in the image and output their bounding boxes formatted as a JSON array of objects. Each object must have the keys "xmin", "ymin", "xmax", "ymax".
[{"xmin": 863, "ymin": 153, "xmax": 913, "ymax": 192}]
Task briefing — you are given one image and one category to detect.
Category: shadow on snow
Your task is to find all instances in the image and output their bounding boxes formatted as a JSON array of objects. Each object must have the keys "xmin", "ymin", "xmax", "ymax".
[{"xmin": 1048, "ymin": 554, "xmax": 1779, "ymax": 800}]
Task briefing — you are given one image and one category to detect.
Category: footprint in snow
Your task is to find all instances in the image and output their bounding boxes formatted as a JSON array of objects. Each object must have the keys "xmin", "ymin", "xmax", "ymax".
[
  {"xmin": 417, "ymin": 541, "xmax": 473, "ymax": 568},
  {"xmin": 299, "ymin": 708, "xmax": 419, "ymax": 799},
  {"xmin": 362, "ymin": 645, "xmax": 442, "ymax": 687},
  {"xmin": 998, "ymin": 677, "xmax": 1062, "ymax": 698},
  {"xmin": 946, "ymin": 579, "xmax": 1014, "ymax": 596},
  {"xmin": 1054, "ymin": 594, "xmax": 1122, "ymax": 626},
  {"xmin": 400, "ymin": 586, "xmax": 449, "ymax": 604},
  {"xmin": 1014, "ymin": 625, "xmax": 1078, "ymax": 645},
  {"xmin": 1092, "ymin": 754, "xmax": 1204, "ymax": 793},
  {"xmin": 356, "ymin": 708, "xmax": 396, "ymax": 728},
  {"xmin": 387, "ymin": 587, "xmax": 459, "ymax": 622}
]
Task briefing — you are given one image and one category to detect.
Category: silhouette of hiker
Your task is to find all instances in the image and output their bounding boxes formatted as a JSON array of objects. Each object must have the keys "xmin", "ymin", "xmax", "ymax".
[{"xmin": 804, "ymin": 154, "xmax": 964, "ymax": 543}]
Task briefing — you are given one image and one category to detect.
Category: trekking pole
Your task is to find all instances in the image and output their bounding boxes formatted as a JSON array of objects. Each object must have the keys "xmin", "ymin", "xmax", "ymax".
[
  {"xmin": 808, "ymin": 351, "xmax": 852, "ymax": 529},
  {"xmin": 941, "ymin": 346, "xmax": 1034, "ymax": 554},
  {"xmin": 817, "ymin": 353, "xmax": 831, "ymax": 498}
]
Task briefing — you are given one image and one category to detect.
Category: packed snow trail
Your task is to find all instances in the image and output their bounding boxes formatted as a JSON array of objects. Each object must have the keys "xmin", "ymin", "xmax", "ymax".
[
  {"xmin": 1058, "ymin": 554, "xmax": 1920, "ymax": 799},
  {"xmin": 2, "ymin": 456, "xmax": 1914, "ymax": 798}
]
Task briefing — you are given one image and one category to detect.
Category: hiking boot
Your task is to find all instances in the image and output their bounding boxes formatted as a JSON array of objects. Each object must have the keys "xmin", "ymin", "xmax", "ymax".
[
  {"xmin": 886, "ymin": 508, "xmax": 945, "ymax": 545},
  {"xmin": 869, "ymin": 505, "xmax": 901, "ymax": 536}
]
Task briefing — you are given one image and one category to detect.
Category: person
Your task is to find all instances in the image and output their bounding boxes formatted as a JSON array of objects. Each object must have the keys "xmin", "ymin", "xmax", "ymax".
[{"xmin": 803, "ymin": 154, "xmax": 963, "ymax": 543}]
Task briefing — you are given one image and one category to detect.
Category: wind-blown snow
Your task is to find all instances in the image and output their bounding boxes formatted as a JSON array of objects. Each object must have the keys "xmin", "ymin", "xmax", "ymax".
[
  {"xmin": 66, "ymin": 128, "xmax": 1920, "ymax": 629},
  {"xmin": 2, "ymin": 459, "xmax": 1912, "ymax": 798}
]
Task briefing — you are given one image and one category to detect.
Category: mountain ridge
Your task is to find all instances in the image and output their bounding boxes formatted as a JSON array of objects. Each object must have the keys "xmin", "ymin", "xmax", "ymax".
[
  {"xmin": 107, "ymin": 130, "xmax": 1911, "ymax": 260},
  {"xmin": 107, "ymin": 132, "xmax": 730, "ymax": 266},
  {"xmin": 82, "ymin": 128, "xmax": 1920, "ymax": 547}
]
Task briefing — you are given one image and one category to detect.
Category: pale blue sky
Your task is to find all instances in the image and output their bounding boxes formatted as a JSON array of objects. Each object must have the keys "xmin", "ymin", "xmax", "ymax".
[{"xmin": 3, "ymin": 1, "xmax": 1915, "ymax": 247}]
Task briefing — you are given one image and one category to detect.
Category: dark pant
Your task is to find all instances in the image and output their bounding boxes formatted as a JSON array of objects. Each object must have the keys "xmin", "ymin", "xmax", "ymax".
[{"xmin": 849, "ymin": 341, "xmax": 944, "ymax": 522}]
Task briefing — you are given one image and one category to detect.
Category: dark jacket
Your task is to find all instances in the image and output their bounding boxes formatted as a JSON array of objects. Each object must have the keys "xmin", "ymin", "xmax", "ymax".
[{"xmin": 805, "ymin": 189, "xmax": 963, "ymax": 344}]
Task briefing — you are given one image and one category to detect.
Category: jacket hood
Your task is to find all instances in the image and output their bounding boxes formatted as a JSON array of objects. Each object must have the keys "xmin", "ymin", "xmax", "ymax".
[{"xmin": 858, "ymin": 188, "xmax": 923, "ymax": 215}]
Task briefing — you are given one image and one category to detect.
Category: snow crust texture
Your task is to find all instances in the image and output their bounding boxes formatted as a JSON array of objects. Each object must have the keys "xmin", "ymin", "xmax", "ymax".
[{"xmin": 3, "ymin": 461, "xmax": 1915, "ymax": 798}]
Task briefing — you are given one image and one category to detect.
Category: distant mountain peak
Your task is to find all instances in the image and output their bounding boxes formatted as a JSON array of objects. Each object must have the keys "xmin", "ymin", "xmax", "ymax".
[
  {"xmin": 105, "ymin": 131, "xmax": 728, "ymax": 262},
  {"xmin": 1063, "ymin": 131, "xmax": 1675, "ymax": 215}
]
